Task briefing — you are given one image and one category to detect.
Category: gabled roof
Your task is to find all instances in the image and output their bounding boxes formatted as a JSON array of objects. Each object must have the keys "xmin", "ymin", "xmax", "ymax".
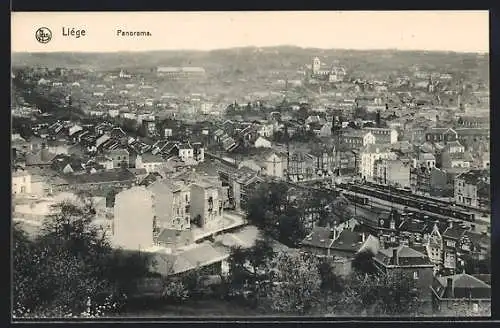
[
  {"xmin": 433, "ymin": 273, "xmax": 491, "ymax": 299},
  {"xmin": 329, "ymin": 230, "xmax": 368, "ymax": 253},
  {"xmin": 376, "ymin": 245, "xmax": 432, "ymax": 267}
]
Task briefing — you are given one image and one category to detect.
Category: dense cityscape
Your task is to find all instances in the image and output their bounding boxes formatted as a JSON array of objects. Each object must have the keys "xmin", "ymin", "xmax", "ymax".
[{"xmin": 11, "ymin": 46, "xmax": 490, "ymax": 318}]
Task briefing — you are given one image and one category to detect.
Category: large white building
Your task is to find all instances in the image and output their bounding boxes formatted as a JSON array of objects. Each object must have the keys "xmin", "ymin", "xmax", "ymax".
[
  {"xmin": 359, "ymin": 144, "xmax": 396, "ymax": 180},
  {"xmin": 113, "ymin": 186, "xmax": 155, "ymax": 251}
]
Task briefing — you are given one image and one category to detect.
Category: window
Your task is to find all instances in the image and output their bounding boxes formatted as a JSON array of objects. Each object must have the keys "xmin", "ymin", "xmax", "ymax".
[
  {"xmin": 208, "ymin": 196, "xmax": 213, "ymax": 211},
  {"xmin": 413, "ymin": 271, "xmax": 419, "ymax": 280},
  {"xmin": 390, "ymin": 220, "xmax": 395, "ymax": 230}
]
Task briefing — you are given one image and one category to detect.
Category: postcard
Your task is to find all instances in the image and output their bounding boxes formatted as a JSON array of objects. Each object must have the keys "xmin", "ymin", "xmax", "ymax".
[{"xmin": 11, "ymin": 11, "xmax": 490, "ymax": 319}]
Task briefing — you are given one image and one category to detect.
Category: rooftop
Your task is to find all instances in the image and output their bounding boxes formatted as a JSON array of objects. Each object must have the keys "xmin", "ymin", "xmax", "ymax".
[
  {"xmin": 376, "ymin": 245, "xmax": 432, "ymax": 267},
  {"xmin": 64, "ymin": 168, "xmax": 136, "ymax": 185},
  {"xmin": 151, "ymin": 242, "xmax": 229, "ymax": 276},
  {"xmin": 457, "ymin": 169, "xmax": 490, "ymax": 186},
  {"xmin": 433, "ymin": 273, "xmax": 491, "ymax": 299},
  {"xmin": 140, "ymin": 152, "xmax": 165, "ymax": 163}
]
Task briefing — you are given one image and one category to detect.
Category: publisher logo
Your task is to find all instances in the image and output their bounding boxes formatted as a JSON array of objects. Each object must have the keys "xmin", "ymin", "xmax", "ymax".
[{"xmin": 35, "ymin": 27, "xmax": 52, "ymax": 44}]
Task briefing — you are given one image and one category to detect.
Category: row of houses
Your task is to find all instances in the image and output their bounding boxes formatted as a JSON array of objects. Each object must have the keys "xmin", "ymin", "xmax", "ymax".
[{"xmin": 300, "ymin": 214, "xmax": 490, "ymax": 316}]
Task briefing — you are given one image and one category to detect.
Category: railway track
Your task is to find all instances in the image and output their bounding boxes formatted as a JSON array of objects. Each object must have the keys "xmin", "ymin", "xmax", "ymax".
[
  {"xmin": 336, "ymin": 182, "xmax": 476, "ymax": 222},
  {"xmin": 362, "ymin": 181, "xmax": 489, "ymax": 215}
]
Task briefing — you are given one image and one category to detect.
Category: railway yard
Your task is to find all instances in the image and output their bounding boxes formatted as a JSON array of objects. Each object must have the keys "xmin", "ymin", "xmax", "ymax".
[{"xmin": 294, "ymin": 179, "xmax": 491, "ymax": 234}]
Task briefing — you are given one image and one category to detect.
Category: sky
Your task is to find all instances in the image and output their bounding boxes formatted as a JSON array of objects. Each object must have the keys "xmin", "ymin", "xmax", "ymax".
[{"xmin": 11, "ymin": 11, "xmax": 489, "ymax": 53}]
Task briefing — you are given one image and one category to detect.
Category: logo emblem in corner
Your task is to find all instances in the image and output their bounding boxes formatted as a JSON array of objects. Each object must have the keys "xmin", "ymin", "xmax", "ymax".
[{"xmin": 35, "ymin": 27, "xmax": 52, "ymax": 44}]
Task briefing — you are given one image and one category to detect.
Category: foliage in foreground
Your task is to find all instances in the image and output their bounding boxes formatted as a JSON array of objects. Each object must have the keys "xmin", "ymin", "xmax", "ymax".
[
  {"xmin": 12, "ymin": 198, "xmax": 152, "ymax": 318},
  {"xmin": 226, "ymin": 241, "xmax": 423, "ymax": 317}
]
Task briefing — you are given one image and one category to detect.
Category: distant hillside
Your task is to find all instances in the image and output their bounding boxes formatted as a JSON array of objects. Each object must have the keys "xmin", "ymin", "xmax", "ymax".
[{"xmin": 11, "ymin": 46, "xmax": 489, "ymax": 76}]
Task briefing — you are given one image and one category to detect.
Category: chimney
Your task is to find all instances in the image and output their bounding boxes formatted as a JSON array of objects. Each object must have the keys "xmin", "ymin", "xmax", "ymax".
[
  {"xmin": 446, "ymin": 277, "xmax": 454, "ymax": 297},
  {"xmin": 448, "ymin": 220, "xmax": 453, "ymax": 229},
  {"xmin": 392, "ymin": 248, "xmax": 399, "ymax": 266},
  {"xmin": 361, "ymin": 233, "xmax": 366, "ymax": 243},
  {"xmin": 470, "ymin": 224, "xmax": 476, "ymax": 231}
]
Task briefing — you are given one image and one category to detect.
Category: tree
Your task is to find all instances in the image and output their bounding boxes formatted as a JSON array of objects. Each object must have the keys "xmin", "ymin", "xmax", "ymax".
[
  {"xmin": 228, "ymin": 237, "xmax": 276, "ymax": 305},
  {"xmin": 277, "ymin": 207, "xmax": 306, "ymax": 247},
  {"xmin": 351, "ymin": 250, "xmax": 378, "ymax": 275},
  {"xmin": 12, "ymin": 198, "xmax": 152, "ymax": 318},
  {"xmin": 264, "ymin": 253, "xmax": 322, "ymax": 315},
  {"xmin": 246, "ymin": 182, "xmax": 288, "ymax": 233},
  {"xmin": 335, "ymin": 271, "xmax": 421, "ymax": 316}
]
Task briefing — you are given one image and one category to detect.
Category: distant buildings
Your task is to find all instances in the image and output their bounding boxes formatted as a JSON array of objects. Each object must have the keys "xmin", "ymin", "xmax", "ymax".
[
  {"xmin": 363, "ymin": 127, "xmax": 398, "ymax": 144},
  {"xmin": 340, "ymin": 130, "xmax": 376, "ymax": 150},
  {"xmin": 135, "ymin": 153, "xmax": 166, "ymax": 173},
  {"xmin": 156, "ymin": 66, "xmax": 206, "ymax": 79},
  {"xmin": 310, "ymin": 57, "xmax": 346, "ymax": 83},
  {"xmin": 454, "ymin": 169, "xmax": 490, "ymax": 209}
]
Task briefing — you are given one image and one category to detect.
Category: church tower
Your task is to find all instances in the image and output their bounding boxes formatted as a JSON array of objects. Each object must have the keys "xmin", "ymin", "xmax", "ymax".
[{"xmin": 312, "ymin": 57, "xmax": 321, "ymax": 74}]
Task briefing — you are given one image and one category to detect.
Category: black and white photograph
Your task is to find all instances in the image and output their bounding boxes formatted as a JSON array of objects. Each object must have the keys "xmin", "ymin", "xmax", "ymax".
[{"xmin": 11, "ymin": 11, "xmax": 491, "ymax": 319}]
